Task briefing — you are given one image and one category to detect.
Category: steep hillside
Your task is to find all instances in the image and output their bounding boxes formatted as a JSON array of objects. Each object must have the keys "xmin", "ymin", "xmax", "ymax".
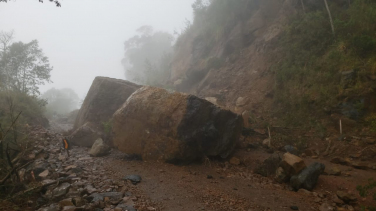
[{"xmin": 169, "ymin": 0, "xmax": 376, "ymax": 136}]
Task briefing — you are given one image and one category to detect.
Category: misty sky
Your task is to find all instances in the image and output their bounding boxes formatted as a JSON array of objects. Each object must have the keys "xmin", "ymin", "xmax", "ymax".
[{"xmin": 0, "ymin": 0, "xmax": 195, "ymax": 99}]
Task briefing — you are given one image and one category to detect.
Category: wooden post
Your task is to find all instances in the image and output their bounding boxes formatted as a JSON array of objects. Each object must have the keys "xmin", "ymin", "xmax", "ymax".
[
  {"xmin": 339, "ymin": 119, "xmax": 342, "ymax": 135},
  {"xmin": 324, "ymin": 0, "xmax": 335, "ymax": 36},
  {"xmin": 300, "ymin": 0, "xmax": 306, "ymax": 13},
  {"xmin": 267, "ymin": 126, "xmax": 271, "ymax": 147}
]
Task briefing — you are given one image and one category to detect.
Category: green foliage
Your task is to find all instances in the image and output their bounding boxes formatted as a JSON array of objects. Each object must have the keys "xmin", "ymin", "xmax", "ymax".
[
  {"xmin": 0, "ymin": 90, "xmax": 47, "ymax": 158},
  {"xmin": 102, "ymin": 120, "xmax": 112, "ymax": 134},
  {"xmin": 357, "ymin": 178, "xmax": 376, "ymax": 211},
  {"xmin": 42, "ymin": 88, "xmax": 80, "ymax": 118},
  {"xmin": 122, "ymin": 26, "xmax": 173, "ymax": 87},
  {"xmin": 366, "ymin": 113, "xmax": 376, "ymax": 132},
  {"xmin": 0, "ymin": 34, "xmax": 52, "ymax": 95},
  {"xmin": 272, "ymin": 0, "xmax": 376, "ymax": 127}
]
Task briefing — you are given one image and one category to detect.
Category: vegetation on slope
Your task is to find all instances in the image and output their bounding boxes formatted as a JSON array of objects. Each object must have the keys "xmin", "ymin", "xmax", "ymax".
[{"xmin": 272, "ymin": 0, "xmax": 376, "ymax": 129}]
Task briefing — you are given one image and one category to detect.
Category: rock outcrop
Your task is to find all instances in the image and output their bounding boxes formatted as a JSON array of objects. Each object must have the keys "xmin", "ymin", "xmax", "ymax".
[
  {"xmin": 112, "ymin": 86, "xmax": 243, "ymax": 163},
  {"xmin": 70, "ymin": 77, "xmax": 141, "ymax": 146}
]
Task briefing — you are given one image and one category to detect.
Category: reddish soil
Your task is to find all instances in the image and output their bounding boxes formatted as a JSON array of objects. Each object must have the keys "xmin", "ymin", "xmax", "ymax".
[{"xmin": 103, "ymin": 147, "xmax": 376, "ymax": 211}]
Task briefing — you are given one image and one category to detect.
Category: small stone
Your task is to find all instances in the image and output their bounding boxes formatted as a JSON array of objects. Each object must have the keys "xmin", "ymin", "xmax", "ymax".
[
  {"xmin": 284, "ymin": 145, "xmax": 298, "ymax": 155},
  {"xmin": 319, "ymin": 203, "xmax": 334, "ymax": 211},
  {"xmin": 366, "ymin": 138, "xmax": 375, "ymax": 144},
  {"xmin": 147, "ymin": 207, "xmax": 156, "ymax": 211},
  {"xmin": 236, "ymin": 97, "xmax": 247, "ymax": 107},
  {"xmin": 262, "ymin": 138, "xmax": 271, "ymax": 147},
  {"xmin": 123, "ymin": 175, "xmax": 142, "ymax": 185},
  {"xmin": 61, "ymin": 206, "xmax": 76, "ymax": 211},
  {"xmin": 52, "ymin": 183, "xmax": 71, "ymax": 199},
  {"xmin": 89, "ymin": 138, "xmax": 110, "ymax": 157},
  {"xmin": 59, "ymin": 198, "xmax": 73, "ymax": 207},
  {"xmin": 207, "ymin": 175, "xmax": 213, "ymax": 179},
  {"xmin": 314, "ymin": 197, "xmax": 322, "ymax": 203},
  {"xmin": 38, "ymin": 170, "xmax": 49, "ymax": 178},
  {"xmin": 297, "ymin": 189, "xmax": 311, "ymax": 195},
  {"xmin": 275, "ymin": 167, "xmax": 289, "ymax": 183},
  {"xmin": 229, "ymin": 157, "xmax": 241, "ymax": 165},
  {"xmin": 254, "ymin": 153, "xmax": 281, "ymax": 177},
  {"xmin": 290, "ymin": 206, "xmax": 299, "ymax": 210},
  {"xmin": 324, "ymin": 166, "xmax": 341, "ymax": 176},
  {"xmin": 336, "ymin": 191, "xmax": 357, "ymax": 203},
  {"xmin": 72, "ymin": 197, "xmax": 85, "ymax": 207}
]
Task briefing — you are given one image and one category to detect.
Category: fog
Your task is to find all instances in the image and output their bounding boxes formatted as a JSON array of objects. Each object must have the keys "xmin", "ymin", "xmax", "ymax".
[{"xmin": 0, "ymin": 0, "xmax": 195, "ymax": 99}]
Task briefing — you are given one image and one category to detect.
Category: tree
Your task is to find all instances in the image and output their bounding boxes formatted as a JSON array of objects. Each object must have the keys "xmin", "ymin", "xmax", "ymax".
[
  {"xmin": 0, "ymin": 31, "xmax": 14, "ymax": 88},
  {"xmin": 42, "ymin": 88, "xmax": 80, "ymax": 117},
  {"xmin": 0, "ymin": 0, "xmax": 61, "ymax": 7},
  {"xmin": 0, "ymin": 39, "xmax": 52, "ymax": 95},
  {"xmin": 121, "ymin": 26, "xmax": 174, "ymax": 86}
]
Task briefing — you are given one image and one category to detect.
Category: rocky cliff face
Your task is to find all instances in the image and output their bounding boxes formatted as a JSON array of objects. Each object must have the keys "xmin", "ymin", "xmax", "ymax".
[{"xmin": 170, "ymin": 0, "xmax": 298, "ymax": 115}]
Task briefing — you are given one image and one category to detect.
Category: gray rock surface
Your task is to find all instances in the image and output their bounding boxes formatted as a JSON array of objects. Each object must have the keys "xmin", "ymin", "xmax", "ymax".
[{"xmin": 290, "ymin": 162, "xmax": 325, "ymax": 191}]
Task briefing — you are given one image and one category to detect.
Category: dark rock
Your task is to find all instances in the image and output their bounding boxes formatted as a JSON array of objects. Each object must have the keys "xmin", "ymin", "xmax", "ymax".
[
  {"xmin": 88, "ymin": 192, "xmax": 123, "ymax": 203},
  {"xmin": 52, "ymin": 183, "xmax": 71, "ymax": 199},
  {"xmin": 290, "ymin": 206, "xmax": 299, "ymax": 210},
  {"xmin": 207, "ymin": 175, "xmax": 213, "ymax": 179},
  {"xmin": 254, "ymin": 153, "xmax": 281, "ymax": 177},
  {"xmin": 290, "ymin": 162, "xmax": 325, "ymax": 191},
  {"xmin": 123, "ymin": 175, "xmax": 142, "ymax": 185},
  {"xmin": 284, "ymin": 145, "xmax": 298, "ymax": 155},
  {"xmin": 112, "ymin": 86, "xmax": 243, "ymax": 163},
  {"xmin": 89, "ymin": 138, "xmax": 110, "ymax": 157}
]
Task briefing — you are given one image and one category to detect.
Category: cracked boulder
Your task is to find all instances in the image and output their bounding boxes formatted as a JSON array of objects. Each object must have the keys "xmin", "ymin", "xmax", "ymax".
[{"xmin": 112, "ymin": 86, "xmax": 243, "ymax": 164}]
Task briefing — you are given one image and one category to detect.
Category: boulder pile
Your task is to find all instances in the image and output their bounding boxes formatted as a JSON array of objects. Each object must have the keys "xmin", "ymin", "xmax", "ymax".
[{"xmin": 255, "ymin": 152, "xmax": 325, "ymax": 191}]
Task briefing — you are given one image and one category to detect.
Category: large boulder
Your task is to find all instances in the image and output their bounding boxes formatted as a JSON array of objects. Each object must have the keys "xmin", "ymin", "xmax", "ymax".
[
  {"xmin": 73, "ymin": 77, "xmax": 141, "ymax": 130},
  {"xmin": 290, "ymin": 162, "xmax": 325, "ymax": 191},
  {"xmin": 71, "ymin": 77, "xmax": 141, "ymax": 146},
  {"xmin": 112, "ymin": 86, "xmax": 243, "ymax": 164}
]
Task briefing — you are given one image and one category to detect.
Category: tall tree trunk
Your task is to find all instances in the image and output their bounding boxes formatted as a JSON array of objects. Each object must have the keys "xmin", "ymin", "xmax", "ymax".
[
  {"xmin": 300, "ymin": 0, "xmax": 306, "ymax": 13},
  {"xmin": 324, "ymin": 0, "xmax": 335, "ymax": 36}
]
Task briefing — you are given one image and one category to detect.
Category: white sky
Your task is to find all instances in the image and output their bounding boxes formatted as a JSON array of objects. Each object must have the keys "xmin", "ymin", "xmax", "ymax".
[{"xmin": 0, "ymin": 0, "xmax": 194, "ymax": 99}]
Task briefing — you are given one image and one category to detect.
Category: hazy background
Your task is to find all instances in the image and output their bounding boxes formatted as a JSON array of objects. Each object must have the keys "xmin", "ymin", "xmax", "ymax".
[{"xmin": 0, "ymin": 0, "xmax": 195, "ymax": 99}]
